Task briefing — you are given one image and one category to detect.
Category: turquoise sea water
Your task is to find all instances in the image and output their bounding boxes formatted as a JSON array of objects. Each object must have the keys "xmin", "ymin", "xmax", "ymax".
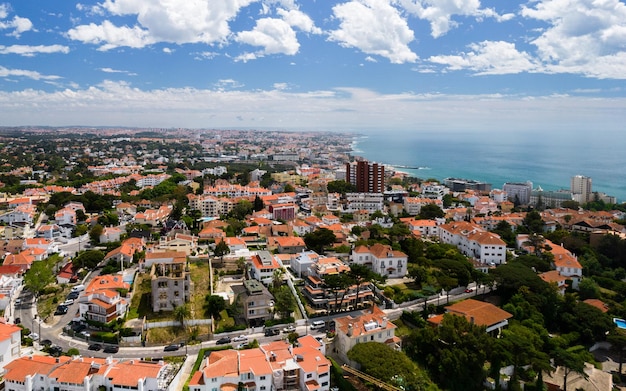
[{"xmin": 351, "ymin": 129, "xmax": 626, "ymax": 203}]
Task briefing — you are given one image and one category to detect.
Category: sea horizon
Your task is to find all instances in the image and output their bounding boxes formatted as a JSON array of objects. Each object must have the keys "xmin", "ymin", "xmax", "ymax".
[{"xmin": 350, "ymin": 129, "xmax": 626, "ymax": 204}]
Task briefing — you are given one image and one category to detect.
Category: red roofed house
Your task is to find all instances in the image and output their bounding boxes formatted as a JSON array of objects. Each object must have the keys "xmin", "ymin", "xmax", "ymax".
[
  {"xmin": 3, "ymin": 356, "xmax": 168, "ymax": 391},
  {"xmin": 79, "ymin": 275, "xmax": 130, "ymax": 323},
  {"xmin": 350, "ymin": 243, "xmax": 408, "ymax": 278},
  {"xmin": 334, "ymin": 305, "xmax": 401, "ymax": 364},
  {"xmin": 271, "ymin": 236, "xmax": 306, "ymax": 254},
  {"xmin": 248, "ymin": 251, "xmax": 281, "ymax": 286},
  {"xmin": 539, "ymin": 270, "xmax": 568, "ymax": 295},
  {"xmin": 428, "ymin": 298, "xmax": 513, "ymax": 335},
  {"xmin": 438, "ymin": 221, "xmax": 507, "ymax": 265},
  {"xmin": 0, "ymin": 322, "xmax": 22, "ymax": 373},
  {"xmin": 189, "ymin": 336, "xmax": 330, "ymax": 391}
]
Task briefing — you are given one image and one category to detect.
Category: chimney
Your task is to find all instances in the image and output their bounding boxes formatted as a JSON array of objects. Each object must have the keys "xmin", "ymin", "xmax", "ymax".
[
  {"xmin": 381, "ymin": 317, "xmax": 388, "ymax": 328},
  {"xmin": 347, "ymin": 324, "xmax": 353, "ymax": 337},
  {"xmin": 470, "ymin": 316, "xmax": 475, "ymax": 324}
]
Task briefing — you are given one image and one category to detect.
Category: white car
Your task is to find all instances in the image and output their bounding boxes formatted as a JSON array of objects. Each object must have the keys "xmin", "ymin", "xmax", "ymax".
[
  {"xmin": 28, "ymin": 333, "xmax": 39, "ymax": 341},
  {"xmin": 62, "ymin": 299, "xmax": 74, "ymax": 306},
  {"xmin": 232, "ymin": 335, "xmax": 248, "ymax": 342}
]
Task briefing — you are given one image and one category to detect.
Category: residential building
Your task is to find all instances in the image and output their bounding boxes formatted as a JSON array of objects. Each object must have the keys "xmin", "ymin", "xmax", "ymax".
[
  {"xmin": 272, "ymin": 236, "xmax": 306, "ymax": 254},
  {"xmin": 438, "ymin": 221, "xmax": 507, "ymax": 265},
  {"xmin": 291, "ymin": 251, "xmax": 320, "ymax": 278},
  {"xmin": 334, "ymin": 306, "xmax": 401, "ymax": 364},
  {"xmin": 421, "ymin": 182, "xmax": 449, "ymax": 200},
  {"xmin": 444, "ymin": 178, "xmax": 492, "ymax": 194},
  {"xmin": 3, "ymin": 356, "xmax": 170, "ymax": 391},
  {"xmin": 350, "ymin": 243, "xmax": 408, "ymax": 278},
  {"xmin": 503, "ymin": 181, "xmax": 533, "ymax": 205},
  {"xmin": 157, "ymin": 232, "xmax": 198, "ymax": 255},
  {"xmin": 100, "ymin": 226, "xmax": 123, "ymax": 243},
  {"xmin": 346, "ymin": 160, "xmax": 385, "ymax": 193},
  {"xmin": 151, "ymin": 260, "xmax": 192, "ymax": 312},
  {"xmin": 248, "ymin": 251, "xmax": 281, "ymax": 286},
  {"xmin": 142, "ymin": 250, "xmax": 187, "ymax": 271},
  {"xmin": 343, "ymin": 192, "xmax": 384, "ymax": 213},
  {"xmin": 231, "ymin": 279, "xmax": 275, "ymax": 326},
  {"xmin": 79, "ymin": 275, "xmax": 130, "ymax": 323},
  {"xmin": 0, "ymin": 322, "xmax": 22, "ymax": 374},
  {"xmin": 269, "ymin": 203, "xmax": 298, "ymax": 221},
  {"xmin": 530, "ymin": 187, "xmax": 573, "ymax": 209},
  {"xmin": 571, "ymin": 174, "xmax": 592, "ymax": 204},
  {"xmin": 189, "ymin": 336, "xmax": 330, "ymax": 391},
  {"xmin": 427, "ymin": 298, "xmax": 513, "ymax": 334}
]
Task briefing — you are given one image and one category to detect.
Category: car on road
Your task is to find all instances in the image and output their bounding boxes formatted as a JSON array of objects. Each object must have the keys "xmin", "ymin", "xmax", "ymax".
[
  {"xmin": 103, "ymin": 345, "xmax": 119, "ymax": 354},
  {"xmin": 88, "ymin": 343, "xmax": 102, "ymax": 351},
  {"xmin": 41, "ymin": 339, "xmax": 52, "ymax": 347},
  {"xmin": 28, "ymin": 332, "xmax": 39, "ymax": 341},
  {"xmin": 48, "ymin": 345, "xmax": 63, "ymax": 357},
  {"xmin": 14, "ymin": 317, "xmax": 20, "ymax": 324},
  {"xmin": 264, "ymin": 328, "xmax": 280, "ymax": 337},
  {"xmin": 236, "ymin": 343, "xmax": 249, "ymax": 349},
  {"xmin": 62, "ymin": 298, "xmax": 74, "ymax": 306},
  {"xmin": 232, "ymin": 335, "xmax": 248, "ymax": 342},
  {"xmin": 282, "ymin": 325, "xmax": 296, "ymax": 334},
  {"xmin": 67, "ymin": 291, "xmax": 80, "ymax": 300},
  {"xmin": 215, "ymin": 337, "xmax": 231, "ymax": 345},
  {"xmin": 14, "ymin": 298, "xmax": 21, "ymax": 306},
  {"xmin": 55, "ymin": 305, "xmax": 68, "ymax": 315},
  {"xmin": 464, "ymin": 288, "xmax": 474, "ymax": 293},
  {"xmin": 164, "ymin": 344, "xmax": 180, "ymax": 352}
]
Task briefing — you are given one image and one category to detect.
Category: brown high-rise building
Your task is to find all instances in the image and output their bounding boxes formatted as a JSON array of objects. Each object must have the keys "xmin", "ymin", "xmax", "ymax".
[{"xmin": 345, "ymin": 160, "xmax": 385, "ymax": 193}]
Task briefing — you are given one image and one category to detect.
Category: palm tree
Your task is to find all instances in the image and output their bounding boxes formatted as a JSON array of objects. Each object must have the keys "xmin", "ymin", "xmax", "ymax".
[
  {"xmin": 173, "ymin": 304, "xmax": 191, "ymax": 331},
  {"xmin": 348, "ymin": 264, "xmax": 375, "ymax": 309}
]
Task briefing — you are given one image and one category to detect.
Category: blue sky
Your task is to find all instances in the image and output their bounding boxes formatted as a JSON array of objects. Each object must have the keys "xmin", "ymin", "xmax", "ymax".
[{"xmin": 0, "ymin": 0, "xmax": 625, "ymax": 132}]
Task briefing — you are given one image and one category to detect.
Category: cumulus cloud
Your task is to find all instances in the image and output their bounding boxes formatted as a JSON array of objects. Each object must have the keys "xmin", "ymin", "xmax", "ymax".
[
  {"xmin": 69, "ymin": 0, "xmax": 257, "ymax": 49},
  {"xmin": 396, "ymin": 0, "xmax": 511, "ymax": 38},
  {"xmin": 67, "ymin": 21, "xmax": 153, "ymax": 50},
  {"xmin": 0, "ymin": 44, "xmax": 69, "ymax": 56},
  {"xmin": 428, "ymin": 41, "xmax": 538, "ymax": 75},
  {"xmin": 0, "ymin": 5, "xmax": 34, "ymax": 38},
  {"xmin": 236, "ymin": 17, "xmax": 300, "ymax": 56},
  {"xmin": 522, "ymin": 0, "xmax": 626, "ymax": 78},
  {"xmin": 328, "ymin": 0, "xmax": 418, "ymax": 64},
  {"xmin": 0, "ymin": 66, "xmax": 61, "ymax": 81},
  {"xmin": 277, "ymin": 8, "xmax": 322, "ymax": 34}
]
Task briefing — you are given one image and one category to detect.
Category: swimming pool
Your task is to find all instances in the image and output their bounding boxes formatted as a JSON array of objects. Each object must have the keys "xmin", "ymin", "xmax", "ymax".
[{"xmin": 614, "ymin": 318, "xmax": 626, "ymax": 329}]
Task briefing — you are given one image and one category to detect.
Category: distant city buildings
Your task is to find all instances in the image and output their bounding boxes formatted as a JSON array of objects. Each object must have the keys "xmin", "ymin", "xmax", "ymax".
[
  {"xmin": 571, "ymin": 175, "xmax": 592, "ymax": 204},
  {"xmin": 503, "ymin": 181, "xmax": 533, "ymax": 205},
  {"xmin": 346, "ymin": 160, "xmax": 385, "ymax": 193}
]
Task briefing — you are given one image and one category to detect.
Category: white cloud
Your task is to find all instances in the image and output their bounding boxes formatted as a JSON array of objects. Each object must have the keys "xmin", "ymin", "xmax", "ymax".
[
  {"xmin": 74, "ymin": 0, "xmax": 257, "ymax": 48},
  {"xmin": 522, "ymin": 0, "xmax": 626, "ymax": 78},
  {"xmin": 0, "ymin": 44, "xmax": 69, "ymax": 56},
  {"xmin": 396, "ymin": 0, "xmax": 513, "ymax": 38},
  {"xmin": 99, "ymin": 67, "xmax": 137, "ymax": 76},
  {"xmin": 428, "ymin": 41, "xmax": 538, "ymax": 75},
  {"xmin": 329, "ymin": 0, "xmax": 417, "ymax": 64},
  {"xmin": 276, "ymin": 8, "xmax": 322, "ymax": 34},
  {"xmin": 0, "ymin": 12, "xmax": 34, "ymax": 38},
  {"xmin": 0, "ymin": 66, "xmax": 61, "ymax": 81},
  {"xmin": 67, "ymin": 20, "xmax": 153, "ymax": 50},
  {"xmin": 0, "ymin": 4, "xmax": 8, "ymax": 19},
  {"xmin": 162, "ymin": 47, "xmax": 173, "ymax": 54},
  {"xmin": 236, "ymin": 17, "xmax": 299, "ymax": 56}
]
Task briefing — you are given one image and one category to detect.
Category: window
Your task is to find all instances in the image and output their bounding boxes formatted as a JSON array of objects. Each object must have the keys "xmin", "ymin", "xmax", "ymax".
[
  {"xmin": 260, "ymin": 376, "xmax": 266, "ymax": 380},
  {"xmin": 307, "ymin": 373, "xmax": 313, "ymax": 379},
  {"xmin": 322, "ymin": 381, "xmax": 329, "ymax": 387}
]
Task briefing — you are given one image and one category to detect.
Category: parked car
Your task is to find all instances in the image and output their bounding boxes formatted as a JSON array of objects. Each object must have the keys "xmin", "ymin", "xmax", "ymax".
[
  {"xmin": 216, "ymin": 337, "xmax": 231, "ymax": 345},
  {"xmin": 55, "ymin": 305, "xmax": 68, "ymax": 315},
  {"xmin": 164, "ymin": 344, "xmax": 180, "ymax": 352},
  {"xmin": 236, "ymin": 343, "xmax": 249, "ymax": 350},
  {"xmin": 103, "ymin": 345, "xmax": 119, "ymax": 353},
  {"xmin": 49, "ymin": 345, "xmax": 63, "ymax": 357},
  {"xmin": 41, "ymin": 339, "xmax": 52, "ymax": 347},
  {"xmin": 62, "ymin": 298, "xmax": 74, "ymax": 306},
  {"xmin": 282, "ymin": 325, "xmax": 296, "ymax": 334},
  {"xmin": 464, "ymin": 288, "xmax": 474, "ymax": 293},
  {"xmin": 72, "ymin": 323, "xmax": 86, "ymax": 332},
  {"xmin": 14, "ymin": 317, "xmax": 20, "ymax": 324},
  {"xmin": 28, "ymin": 332, "xmax": 39, "ymax": 341},
  {"xmin": 67, "ymin": 291, "xmax": 80, "ymax": 300},
  {"xmin": 14, "ymin": 298, "xmax": 21, "ymax": 306},
  {"xmin": 232, "ymin": 335, "xmax": 248, "ymax": 342},
  {"xmin": 88, "ymin": 343, "xmax": 102, "ymax": 351},
  {"xmin": 264, "ymin": 328, "xmax": 280, "ymax": 337}
]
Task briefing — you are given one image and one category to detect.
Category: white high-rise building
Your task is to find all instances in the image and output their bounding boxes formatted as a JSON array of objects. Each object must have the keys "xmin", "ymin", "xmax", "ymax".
[
  {"xmin": 503, "ymin": 181, "xmax": 533, "ymax": 205},
  {"xmin": 571, "ymin": 175, "xmax": 592, "ymax": 204}
]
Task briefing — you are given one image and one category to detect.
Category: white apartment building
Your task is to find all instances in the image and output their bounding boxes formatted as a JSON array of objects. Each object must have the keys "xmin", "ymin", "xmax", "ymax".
[
  {"xmin": 351, "ymin": 243, "xmax": 408, "ymax": 278},
  {"xmin": 438, "ymin": 221, "xmax": 507, "ymax": 265},
  {"xmin": 343, "ymin": 192, "xmax": 384, "ymax": 213},
  {"xmin": 571, "ymin": 175, "xmax": 592, "ymax": 204}
]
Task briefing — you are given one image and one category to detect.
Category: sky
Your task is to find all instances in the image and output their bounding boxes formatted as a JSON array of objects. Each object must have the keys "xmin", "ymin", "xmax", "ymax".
[{"xmin": 0, "ymin": 0, "xmax": 625, "ymax": 132}]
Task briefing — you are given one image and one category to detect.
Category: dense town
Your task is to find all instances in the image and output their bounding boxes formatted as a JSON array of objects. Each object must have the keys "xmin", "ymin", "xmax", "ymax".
[{"xmin": 0, "ymin": 127, "xmax": 625, "ymax": 391}]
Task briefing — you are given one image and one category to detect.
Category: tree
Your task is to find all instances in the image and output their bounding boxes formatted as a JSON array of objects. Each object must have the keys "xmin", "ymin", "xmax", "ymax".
[
  {"xmin": 304, "ymin": 228, "xmax": 336, "ymax": 254},
  {"xmin": 326, "ymin": 180, "xmax": 356, "ymax": 195},
  {"xmin": 608, "ymin": 331, "xmax": 626, "ymax": 381},
  {"xmin": 272, "ymin": 268, "xmax": 285, "ymax": 291},
  {"xmin": 551, "ymin": 346, "xmax": 589, "ymax": 391},
  {"xmin": 419, "ymin": 203, "xmax": 445, "ymax": 219},
  {"xmin": 173, "ymin": 304, "xmax": 191, "ymax": 330},
  {"xmin": 323, "ymin": 273, "xmax": 352, "ymax": 312},
  {"xmin": 253, "ymin": 195, "xmax": 264, "ymax": 212},
  {"xmin": 204, "ymin": 295, "xmax": 226, "ymax": 321},
  {"xmin": 348, "ymin": 263, "xmax": 376, "ymax": 309},
  {"xmin": 347, "ymin": 342, "xmax": 438, "ymax": 391},
  {"xmin": 214, "ymin": 240, "xmax": 230, "ymax": 263},
  {"xmin": 273, "ymin": 285, "xmax": 296, "ymax": 319},
  {"xmin": 523, "ymin": 233, "xmax": 547, "ymax": 257},
  {"xmin": 89, "ymin": 223, "xmax": 104, "ymax": 244},
  {"xmin": 24, "ymin": 259, "xmax": 54, "ymax": 297},
  {"xmin": 498, "ymin": 322, "xmax": 551, "ymax": 388}
]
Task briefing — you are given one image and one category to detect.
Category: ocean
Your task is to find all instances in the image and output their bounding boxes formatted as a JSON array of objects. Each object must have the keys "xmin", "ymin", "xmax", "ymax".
[{"xmin": 350, "ymin": 129, "xmax": 626, "ymax": 203}]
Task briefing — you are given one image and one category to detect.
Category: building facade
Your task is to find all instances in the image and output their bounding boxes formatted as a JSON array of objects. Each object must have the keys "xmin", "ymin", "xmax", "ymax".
[{"xmin": 346, "ymin": 161, "xmax": 385, "ymax": 193}]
